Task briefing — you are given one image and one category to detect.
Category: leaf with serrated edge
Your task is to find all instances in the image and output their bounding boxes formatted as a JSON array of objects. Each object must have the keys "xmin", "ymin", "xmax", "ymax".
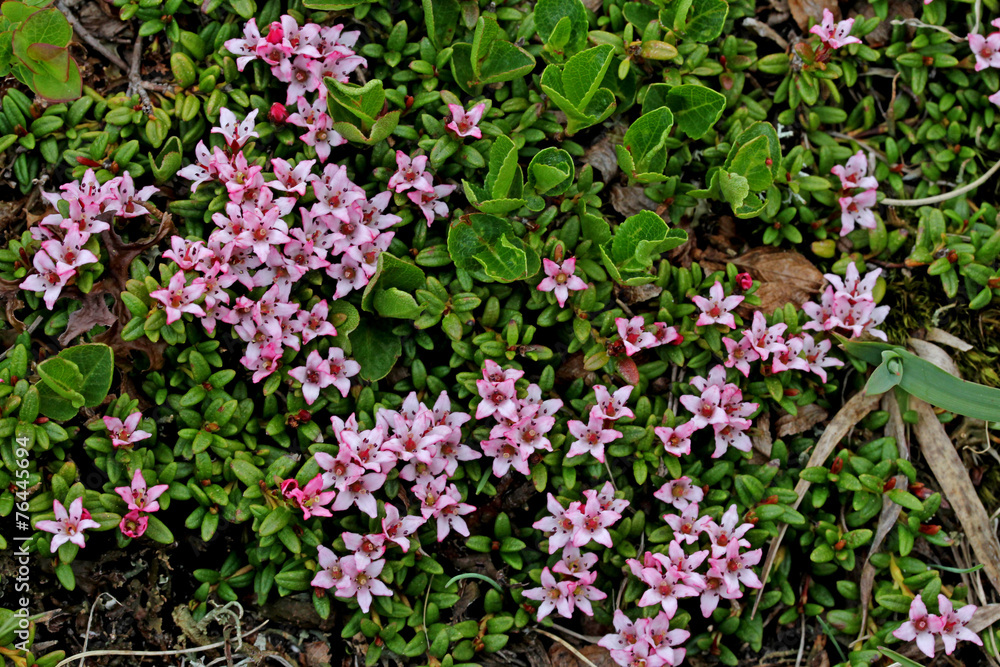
[{"xmin": 666, "ymin": 84, "xmax": 726, "ymax": 139}]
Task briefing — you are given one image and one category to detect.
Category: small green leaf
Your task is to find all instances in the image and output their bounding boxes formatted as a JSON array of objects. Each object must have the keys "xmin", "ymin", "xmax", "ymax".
[{"xmin": 350, "ymin": 320, "xmax": 402, "ymax": 382}]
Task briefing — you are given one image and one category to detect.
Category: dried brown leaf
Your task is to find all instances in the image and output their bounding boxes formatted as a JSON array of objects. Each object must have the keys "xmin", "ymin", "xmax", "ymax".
[
  {"xmin": 924, "ymin": 327, "xmax": 973, "ymax": 352},
  {"xmin": 731, "ymin": 247, "xmax": 825, "ymax": 314},
  {"xmin": 751, "ymin": 411, "xmax": 773, "ymax": 457},
  {"xmin": 548, "ymin": 641, "xmax": 616, "ymax": 667},
  {"xmin": 616, "ymin": 283, "xmax": 662, "ymax": 305},
  {"xmin": 101, "ymin": 210, "xmax": 175, "ymax": 290},
  {"xmin": 753, "ymin": 391, "xmax": 880, "ymax": 617},
  {"xmin": 610, "ymin": 186, "xmax": 659, "ymax": 219},
  {"xmin": 303, "ymin": 641, "xmax": 332, "ymax": 667},
  {"xmin": 775, "ymin": 404, "xmax": 829, "ymax": 437},
  {"xmin": 583, "ymin": 134, "xmax": 620, "ymax": 183},
  {"xmin": 58, "ymin": 290, "xmax": 117, "ymax": 346},
  {"xmin": 912, "ymin": 399, "xmax": 1000, "ymax": 595},
  {"xmin": 789, "ymin": 0, "xmax": 838, "ymax": 30}
]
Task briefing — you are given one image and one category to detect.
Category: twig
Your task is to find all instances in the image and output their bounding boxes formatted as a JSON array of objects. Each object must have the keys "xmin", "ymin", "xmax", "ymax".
[
  {"xmin": 881, "ymin": 154, "xmax": 1000, "ymax": 206},
  {"xmin": 974, "ymin": 0, "xmax": 984, "ymax": 36},
  {"xmin": 53, "ymin": 621, "xmax": 269, "ymax": 667},
  {"xmin": 795, "ymin": 614, "xmax": 806, "ymax": 667},
  {"xmin": 56, "ymin": 0, "xmax": 129, "ymax": 72},
  {"xmin": 127, "ymin": 37, "xmax": 154, "ymax": 113},
  {"xmin": 546, "ymin": 623, "xmax": 604, "ymax": 644},
  {"xmin": 533, "ymin": 628, "xmax": 601, "ymax": 667},
  {"xmin": 890, "ymin": 18, "xmax": 964, "ymax": 42},
  {"xmin": 79, "ymin": 594, "xmax": 121, "ymax": 667}
]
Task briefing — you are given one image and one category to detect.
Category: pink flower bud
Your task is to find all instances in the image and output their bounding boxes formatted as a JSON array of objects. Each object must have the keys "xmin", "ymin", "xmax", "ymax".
[
  {"xmin": 269, "ymin": 102, "xmax": 289, "ymax": 124},
  {"xmin": 735, "ymin": 272, "xmax": 753, "ymax": 290},
  {"xmin": 266, "ymin": 22, "xmax": 284, "ymax": 44}
]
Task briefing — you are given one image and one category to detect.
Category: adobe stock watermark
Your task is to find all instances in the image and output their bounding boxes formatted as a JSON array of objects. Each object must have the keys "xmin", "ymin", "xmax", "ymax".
[{"xmin": 12, "ymin": 434, "xmax": 33, "ymax": 651}]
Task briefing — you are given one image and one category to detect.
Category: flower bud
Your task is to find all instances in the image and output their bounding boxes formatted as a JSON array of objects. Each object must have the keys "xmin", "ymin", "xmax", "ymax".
[{"xmin": 269, "ymin": 102, "xmax": 289, "ymax": 124}]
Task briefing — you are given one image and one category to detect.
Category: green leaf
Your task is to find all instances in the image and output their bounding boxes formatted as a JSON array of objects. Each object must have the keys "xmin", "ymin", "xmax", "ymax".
[
  {"xmin": 350, "ymin": 320, "xmax": 402, "ymax": 382},
  {"xmin": 471, "ymin": 16, "xmax": 535, "ymax": 85},
  {"xmin": 464, "ymin": 136, "xmax": 527, "ymax": 214},
  {"xmin": 877, "ymin": 647, "xmax": 927, "ymax": 667},
  {"xmin": 535, "ymin": 0, "xmax": 588, "ymax": 55},
  {"xmin": 230, "ymin": 459, "xmax": 265, "ymax": 487},
  {"xmin": 57, "ymin": 344, "xmax": 114, "ymax": 407},
  {"xmin": 540, "ymin": 44, "xmax": 617, "ymax": 135},
  {"xmin": 3, "ymin": 2, "xmax": 39, "ymax": 23},
  {"xmin": 620, "ymin": 106, "xmax": 673, "ymax": 180},
  {"xmin": 599, "ymin": 211, "xmax": 688, "ymax": 285},
  {"xmin": 422, "ymin": 0, "xmax": 459, "ymax": 48},
  {"xmin": 718, "ymin": 171, "xmax": 750, "ymax": 210},
  {"xmin": 24, "ymin": 42, "xmax": 68, "ymax": 79},
  {"xmin": 144, "ymin": 515, "xmax": 175, "ymax": 544},
  {"xmin": 325, "ymin": 77, "xmax": 387, "ymax": 129},
  {"xmin": 361, "ymin": 252, "xmax": 427, "ymax": 312},
  {"xmin": 259, "ymin": 506, "xmax": 292, "ymax": 537},
  {"xmin": 374, "ymin": 288, "xmax": 424, "ymax": 320},
  {"xmin": 665, "ymin": 84, "xmax": 726, "ymax": 139},
  {"xmin": 30, "ymin": 56, "xmax": 81, "ymax": 101},
  {"xmin": 37, "ymin": 356, "xmax": 85, "ymax": 405},
  {"xmin": 444, "ymin": 572, "xmax": 503, "ymax": 591},
  {"xmin": 447, "ymin": 213, "xmax": 541, "ymax": 283},
  {"xmin": 526, "ymin": 147, "xmax": 574, "ymax": 196},
  {"xmin": 686, "ymin": 0, "xmax": 729, "ymax": 41}
]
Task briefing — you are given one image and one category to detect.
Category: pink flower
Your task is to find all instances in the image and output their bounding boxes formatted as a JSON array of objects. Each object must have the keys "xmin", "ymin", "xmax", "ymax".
[
  {"xmin": 150, "ymin": 271, "xmax": 206, "ymax": 324},
  {"xmin": 407, "ymin": 183, "xmax": 456, "ymax": 226},
  {"xmin": 567, "ymin": 569, "xmax": 606, "ymax": 616},
  {"xmin": 990, "ymin": 89, "xmax": 1000, "ymax": 107},
  {"xmin": 269, "ymin": 102, "xmax": 289, "ymax": 124},
  {"xmin": 735, "ymin": 272, "xmax": 753, "ymax": 290},
  {"xmin": 343, "ymin": 532, "xmax": 386, "ymax": 567},
  {"xmin": 212, "ymin": 108, "xmax": 259, "ymax": 150},
  {"xmin": 709, "ymin": 540, "xmax": 763, "ymax": 594},
  {"xmin": 970, "ymin": 32, "xmax": 1000, "ymax": 71},
  {"xmin": 334, "ymin": 555, "xmax": 392, "ymax": 613},
  {"xmin": 102, "ymin": 413, "xmax": 152, "ymax": 449},
  {"xmin": 20, "ymin": 250, "xmax": 76, "ymax": 310},
  {"xmin": 653, "ymin": 477, "xmax": 704, "ymax": 511},
  {"xmin": 742, "ymin": 311, "xmax": 788, "ymax": 361},
  {"xmin": 288, "ymin": 350, "xmax": 336, "ymax": 404},
  {"xmin": 615, "ymin": 316, "xmax": 656, "ymax": 356},
  {"xmin": 799, "ymin": 334, "xmax": 843, "ymax": 382},
  {"xmin": 387, "ymin": 151, "xmax": 433, "ymax": 193},
  {"xmin": 654, "ymin": 422, "xmax": 696, "ymax": 457},
  {"xmin": 331, "ymin": 472, "xmax": 384, "ymax": 517},
  {"xmin": 446, "ymin": 103, "xmax": 486, "ymax": 138},
  {"xmin": 722, "ymin": 336, "xmax": 759, "ymax": 377},
  {"xmin": 311, "ymin": 545, "xmax": 344, "ymax": 589},
  {"xmin": 935, "ymin": 594, "xmax": 982, "ymax": 655},
  {"xmin": 679, "ymin": 384, "xmax": 727, "ymax": 430},
  {"xmin": 809, "ymin": 8, "xmax": 860, "ymax": 49},
  {"xmin": 571, "ymin": 495, "xmax": 620, "ymax": 549},
  {"xmin": 295, "ymin": 301, "xmax": 337, "ymax": 343},
  {"xmin": 692, "ymin": 281, "xmax": 743, "ymax": 329},
  {"xmin": 381, "ymin": 504, "xmax": 425, "ymax": 551},
  {"xmin": 538, "ymin": 258, "xmax": 587, "ymax": 307},
  {"xmin": 270, "ymin": 157, "xmax": 316, "ymax": 196},
  {"xmin": 115, "ymin": 469, "xmax": 169, "ymax": 513},
  {"xmin": 706, "ymin": 504, "xmax": 753, "ymax": 557},
  {"xmin": 119, "ymin": 510, "xmax": 147, "ymax": 538},
  {"xmin": 522, "ymin": 567, "xmax": 575, "ymax": 620},
  {"xmin": 326, "ymin": 347, "xmax": 361, "ymax": 397},
  {"xmin": 553, "ymin": 546, "xmax": 599, "ymax": 578},
  {"xmin": 634, "ymin": 561, "xmax": 701, "ymax": 617},
  {"xmin": 433, "ymin": 484, "xmax": 476, "ymax": 541},
  {"xmin": 289, "ymin": 474, "xmax": 337, "ymax": 519},
  {"xmin": 838, "ymin": 189, "xmax": 878, "ymax": 236},
  {"xmin": 663, "ymin": 503, "xmax": 711, "ymax": 545},
  {"xmin": 35, "ymin": 497, "xmax": 100, "ymax": 552},
  {"xmin": 593, "ymin": 384, "xmax": 634, "ymax": 420},
  {"xmin": 831, "ymin": 151, "xmax": 878, "ymax": 190},
  {"xmin": 892, "ymin": 594, "xmax": 942, "ymax": 659},
  {"xmin": 476, "ymin": 378, "xmax": 519, "ymax": 421},
  {"xmin": 101, "ymin": 172, "xmax": 158, "ymax": 218},
  {"xmin": 566, "ymin": 411, "xmax": 622, "ymax": 463},
  {"xmin": 533, "ymin": 493, "xmax": 580, "ymax": 554}
]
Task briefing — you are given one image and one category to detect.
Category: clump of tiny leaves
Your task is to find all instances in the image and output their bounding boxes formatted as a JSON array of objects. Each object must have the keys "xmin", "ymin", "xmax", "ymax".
[{"xmin": 1, "ymin": 0, "xmax": 1000, "ymax": 666}]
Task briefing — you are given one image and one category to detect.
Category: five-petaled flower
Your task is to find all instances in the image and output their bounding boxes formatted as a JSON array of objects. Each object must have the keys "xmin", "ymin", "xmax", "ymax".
[
  {"xmin": 35, "ymin": 498, "xmax": 100, "ymax": 552},
  {"xmin": 538, "ymin": 257, "xmax": 588, "ymax": 307}
]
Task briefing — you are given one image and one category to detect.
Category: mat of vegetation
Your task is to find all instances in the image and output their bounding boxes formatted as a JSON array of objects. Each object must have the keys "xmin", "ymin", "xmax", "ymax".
[{"xmin": 2, "ymin": 0, "xmax": 1000, "ymax": 666}]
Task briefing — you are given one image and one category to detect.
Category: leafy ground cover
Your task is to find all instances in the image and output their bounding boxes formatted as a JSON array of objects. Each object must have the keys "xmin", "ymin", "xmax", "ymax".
[{"xmin": 2, "ymin": 0, "xmax": 1000, "ymax": 666}]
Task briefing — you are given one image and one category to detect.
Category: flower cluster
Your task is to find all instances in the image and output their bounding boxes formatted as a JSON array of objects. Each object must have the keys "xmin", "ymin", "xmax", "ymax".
[
  {"xmin": 386, "ymin": 151, "xmax": 457, "ymax": 226},
  {"xmin": 614, "ymin": 316, "xmax": 680, "ymax": 357},
  {"xmin": 675, "ymin": 366, "xmax": 759, "ymax": 458},
  {"xmin": 114, "ymin": 469, "xmax": 169, "ymax": 538},
  {"xmin": 224, "ymin": 15, "xmax": 366, "ymax": 105},
  {"xmin": 802, "ymin": 263, "xmax": 889, "ymax": 341},
  {"xmin": 833, "ymin": 151, "xmax": 878, "ymax": 236},
  {"xmin": 892, "ymin": 594, "xmax": 982, "ymax": 659},
  {"xmin": 628, "ymin": 504, "xmax": 762, "ymax": 624},
  {"xmin": 173, "ymin": 107, "xmax": 376, "ymax": 389},
  {"xmin": 35, "ymin": 498, "xmax": 101, "ymax": 552},
  {"xmin": 526, "ymin": 484, "xmax": 627, "ymax": 620},
  {"xmin": 599, "ymin": 610, "xmax": 690, "ymax": 667},
  {"xmin": 722, "ymin": 310, "xmax": 843, "ymax": 383},
  {"xmin": 565, "ymin": 385, "xmax": 631, "ymax": 463},
  {"xmin": 810, "ymin": 9, "xmax": 861, "ymax": 52},
  {"xmin": 477, "ymin": 360, "xmax": 564, "ymax": 477},
  {"xmin": 302, "ymin": 391, "xmax": 475, "ymax": 610},
  {"xmin": 22, "ymin": 171, "xmax": 157, "ymax": 308}
]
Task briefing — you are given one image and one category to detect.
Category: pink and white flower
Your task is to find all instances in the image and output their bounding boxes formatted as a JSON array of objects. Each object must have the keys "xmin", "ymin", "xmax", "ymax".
[
  {"xmin": 692, "ymin": 281, "xmax": 743, "ymax": 329},
  {"xmin": 537, "ymin": 258, "xmax": 588, "ymax": 307},
  {"xmin": 35, "ymin": 497, "xmax": 100, "ymax": 552},
  {"xmin": 446, "ymin": 103, "xmax": 486, "ymax": 138}
]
